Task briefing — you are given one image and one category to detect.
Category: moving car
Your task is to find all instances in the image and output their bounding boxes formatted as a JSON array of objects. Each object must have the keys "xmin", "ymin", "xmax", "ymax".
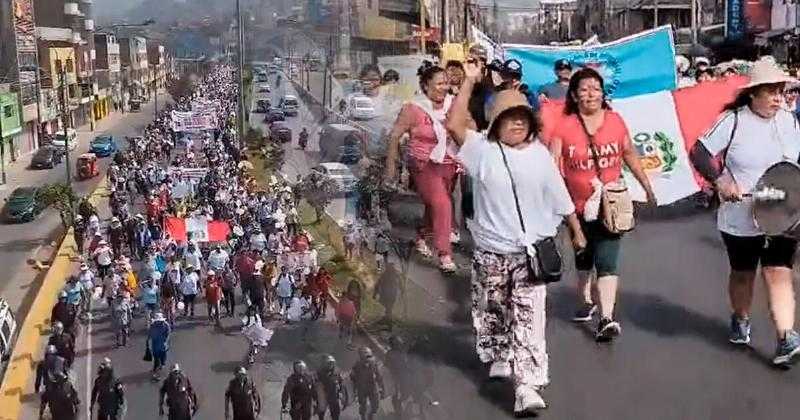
[
  {"xmin": 50, "ymin": 128, "xmax": 78, "ymax": 151},
  {"xmin": 346, "ymin": 95, "xmax": 377, "ymax": 120},
  {"xmin": 319, "ymin": 124, "xmax": 363, "ymax": 165},
  {"xmin": 89, "ymin": 135, "xmax": 118, "ymax": 157},
  {"xmin": 29, "ymin": 146, "xmax": 63, "ymax": 169},
  {"xmin": 77, "ymin": 153, "xmax": 99, "ymax": 180},
  {"xmin": 279, "ymin": 95, "xmax": 299, "ymax": 117},
  {"xmin": 264, "ymin": 109, "xmax": 285, "ymax": 124},
  {"xmin": 2, "ymin": 187, "xmax": 44, "ymax": 223},
  {"xmin": 269, "ymin": 121, "xmax": 292, "ymax": 143},
  {"xmin": 313, "ymin": 163, "xmax": 357, "ymax": 193},
  {"xmin": 256, "ymin": 83, "xmax": 271, "ymax": 93},
  {"xmin": 130, "ymin": 99, "xmax": 142, "ymax": 112}
]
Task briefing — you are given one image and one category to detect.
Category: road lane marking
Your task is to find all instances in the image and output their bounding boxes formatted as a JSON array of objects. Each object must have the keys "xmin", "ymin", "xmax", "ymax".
[{"xmin": 85, "ymin": 313, "xmax": 92, "ymax": 420}]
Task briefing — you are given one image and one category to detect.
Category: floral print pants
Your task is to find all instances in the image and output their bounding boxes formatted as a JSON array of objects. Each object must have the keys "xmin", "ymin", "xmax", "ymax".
[{"xmin": 471, "ymin": 249, "xmax": 549, "ymax": 388}]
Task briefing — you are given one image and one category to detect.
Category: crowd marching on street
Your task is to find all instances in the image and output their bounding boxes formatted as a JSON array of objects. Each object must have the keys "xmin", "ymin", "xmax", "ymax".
[{"xmin": 27, "ymin": 39, "xmax": 800, "ymax": 419}]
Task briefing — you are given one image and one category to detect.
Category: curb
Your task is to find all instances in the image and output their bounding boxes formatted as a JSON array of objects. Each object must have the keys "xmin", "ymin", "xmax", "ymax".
[{"xmin": 0, "ymin": 178, "xmax": 108, "ymax": 420}]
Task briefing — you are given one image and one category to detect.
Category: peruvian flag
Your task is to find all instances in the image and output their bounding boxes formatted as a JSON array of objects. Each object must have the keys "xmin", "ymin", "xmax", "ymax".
[
  {"xmin": 164, "ymin": 216, "xmax": 231, "ymax": 243},
  {"xmin": 539, "ymin": 76, "xmax": 748, "ymax": 206}
]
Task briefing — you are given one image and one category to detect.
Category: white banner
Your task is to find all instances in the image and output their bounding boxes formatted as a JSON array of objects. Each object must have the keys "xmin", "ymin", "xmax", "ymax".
[
  {"xmin": 613, "ymin": 91, "xmax": 700, "ymax": 205},
  {"xmin": 185, "ymin": 216, "xmax": 210, "ymax": 242},
  {"xmin": 471, "ymin": 25, "xmax": 505, "ymax": 63},
  {"xmin": 168, "ymin": 167, "xmax": 209, "ymax": 181},
  {"xmin": 170, "ymin": 110, "xmax": 217, "ymax": 132}
]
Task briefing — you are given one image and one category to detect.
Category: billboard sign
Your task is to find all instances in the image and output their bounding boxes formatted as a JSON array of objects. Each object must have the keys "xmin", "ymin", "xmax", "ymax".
[
  {"xmin": 726, "ymin": 0, "xmax": 745, "ymax": 40},
  {"xmin": 13, "ymin": 0, "xmax": 36, "ymax": 53}
]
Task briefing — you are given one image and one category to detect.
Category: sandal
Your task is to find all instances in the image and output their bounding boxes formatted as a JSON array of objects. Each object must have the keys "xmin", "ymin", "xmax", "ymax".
[{"xmin": 415, "ymin": 239, "xmax": 433, "ymax": 258}]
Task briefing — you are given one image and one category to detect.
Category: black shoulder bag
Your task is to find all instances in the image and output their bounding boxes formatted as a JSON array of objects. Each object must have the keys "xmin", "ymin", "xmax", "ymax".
[{"xmin": 496, "ymin": 143, "xmax": 563, "ymax": 283}]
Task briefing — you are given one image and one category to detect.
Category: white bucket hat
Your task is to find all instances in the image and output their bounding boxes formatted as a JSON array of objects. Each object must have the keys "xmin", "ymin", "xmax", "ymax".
[{"xmin": 742, "ymin": 57, "xmax": 797, "ymax": 89}]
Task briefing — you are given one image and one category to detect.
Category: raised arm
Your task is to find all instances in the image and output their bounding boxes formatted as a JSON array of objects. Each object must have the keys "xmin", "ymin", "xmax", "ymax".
[{"xmin": 446, "ymin": 60, "xmax": 483, "ymax": 145}]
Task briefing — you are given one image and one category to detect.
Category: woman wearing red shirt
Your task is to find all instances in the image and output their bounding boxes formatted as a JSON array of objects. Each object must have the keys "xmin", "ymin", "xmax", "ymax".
[{"xmin": 550, "ymin": 68, "xmax": 655, "ymax": 342}]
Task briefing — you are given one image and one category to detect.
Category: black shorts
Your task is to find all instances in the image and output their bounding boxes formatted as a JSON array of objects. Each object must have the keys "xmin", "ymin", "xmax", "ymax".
[{"xmin": 720, "ymin": 232, "xmax": 798, "ymax": 272}]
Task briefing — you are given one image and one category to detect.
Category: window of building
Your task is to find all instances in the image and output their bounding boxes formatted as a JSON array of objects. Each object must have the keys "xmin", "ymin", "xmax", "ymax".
[
  {"xmin": 55, "ymin": 59, "xmax": 63, "ymax": 71},
  {"xmin": 3, "ymin": 105, "xmax": 14, "ymax": 118},
  {"xmin": 66, "ymin": 59, "xmax": 74, "ymax": 72}
]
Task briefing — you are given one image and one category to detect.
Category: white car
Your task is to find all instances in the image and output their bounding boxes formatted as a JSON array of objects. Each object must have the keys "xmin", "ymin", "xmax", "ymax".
[
  {"xmin": 313, "ymin": 162, "xmax": 357, "ymax": 193},
  {"xmin": 347, "ymin": 95, "xmax": 376, "ymax": 120},
  {"xmin": 256, "ymin": 83, "xmax": 271, "ymax": 93},
  {"xmin": 51, "ymin": 128, "xmax": 78, "ymax": 151}
]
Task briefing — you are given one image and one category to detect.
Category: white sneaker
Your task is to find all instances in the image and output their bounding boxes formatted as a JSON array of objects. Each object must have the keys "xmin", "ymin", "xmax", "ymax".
[
  {"xmin": 450, "ymin": 231, "xmax": 461, "ymax": 244},
  {"xmin": 514, "ymin": 385, "xmax": 546, "ymax": 415},
  {"xmin": 439, "ymin": 255, "xmax": 457, "ymax": 273},
  {"xmin": 488, "ymin": 360, "xmax": 512, "ymax": 379}
]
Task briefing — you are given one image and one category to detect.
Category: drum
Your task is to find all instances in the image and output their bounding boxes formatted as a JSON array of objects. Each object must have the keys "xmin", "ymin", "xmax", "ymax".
[{"xmin": 753, "ymin": 161, "xmax": 800, "ymax": 237}]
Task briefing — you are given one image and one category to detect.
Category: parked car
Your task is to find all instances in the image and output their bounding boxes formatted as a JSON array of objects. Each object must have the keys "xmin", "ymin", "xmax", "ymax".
[
  {"xmin": 256, "ymin": 83, "xmax": 271, "ymax": 93},
  {"xmin": 279, "ymin": 95, "xmax": 299, "ymax": 117},
  {"xmin": 0, "ymin": 298, "xmax": 18, "ymax": 378},
  {"xmin": 2, "ymin": 187, "xmax": 44, "ymax": 223},
  {"xmin": 255, "ymin": 74, "xmax": 269, "ymax": 83},
  {"xmin": 51, "ymin": 128, "xmax": 78, "ymax": 151},
  {"xmin": 29, "ymin": 146, "xmax": 63, "ymax": 169},
  {"xmin": 313, "ymin": 163, "xmax": 357, "ymax": 193},
  {"xmin": 89, "ymin": 135, "xmax": 118, "ymax": 157},
  {"xmin": 269, "ymin": 121, "xmax": 292, "ymax": 143},
  {"xmin": 254, "ymin": 99, "xmax": 271, "ymax": 113},
  {"xmin": 264, "ymin": 109, "xmax": 285, "ymax": 124},
  {"xmin": 130, "ymin": 99, "xmax": 142, "ymax": 112},
  {"xmin": 346, "ymin": 95, "xmax": 376, "ymax": 120},
  {"xmin": 319, "ymin": 124, "xmax": 363, "ymax": 165}
]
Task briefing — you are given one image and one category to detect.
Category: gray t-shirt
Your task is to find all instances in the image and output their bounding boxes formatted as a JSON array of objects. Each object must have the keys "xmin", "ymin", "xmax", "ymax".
[{"xmin": 537, "ymin": 82, "xmax": 568, "ymax": 100}]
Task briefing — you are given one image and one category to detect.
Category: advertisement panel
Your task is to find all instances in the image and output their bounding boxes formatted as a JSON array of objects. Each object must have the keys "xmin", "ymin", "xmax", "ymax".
[
  {"xmin": 727, "ymin": 0, "xmax": 745, "ymax": 40},
  {"xmin": 13, "ymin": 0, "xmax": 36, "ymax": 53}
]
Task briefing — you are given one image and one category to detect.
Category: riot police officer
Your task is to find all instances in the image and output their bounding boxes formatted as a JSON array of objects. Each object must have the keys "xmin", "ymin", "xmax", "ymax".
[
  {"xmin": 158, "ymin": 364, "xmax": 198, "ymax": 420},
  {"xmin": 39, "ymin": 371, "xmax": 79, "ymax": 420},
  {"xmin": 315, "ymin": 355, "xmax": 347, "ymax": 420},
  {"xmin": 225, "ymin": 366, "xmax": 261, "ymax": 420},
  {"xmin": 35, "ymin": 345, "xmax": 67, "ymax": 394},
  {"xmin": 350, "ymin": 347, "xmax": 385, "ymax": 420},
  {"xmin": 281, "ymin": 360, "xmax": 316, "ymax": 420},
  {"xmin": 48, "ymin": 321, "xmax": 76, "ymax": 369},
  {"xmin": 91, "ymin": 358, "xmax": 126, "ymax": 420}
]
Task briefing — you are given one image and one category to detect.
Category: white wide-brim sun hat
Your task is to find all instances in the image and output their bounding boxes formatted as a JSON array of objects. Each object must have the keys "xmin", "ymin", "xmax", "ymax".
[{"xmin": 742, "ymin": 57, "xmax": 797, "ymax": 89}]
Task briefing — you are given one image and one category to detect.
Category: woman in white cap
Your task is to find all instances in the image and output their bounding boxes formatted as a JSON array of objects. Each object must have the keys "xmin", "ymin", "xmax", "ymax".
[
  {"xmin": 690, "ymin": 57, "xmax": 800, "ymax": 365},
  {"xmin": 447, "ymin": 59, "xmax": 584, "ymax": 414}
]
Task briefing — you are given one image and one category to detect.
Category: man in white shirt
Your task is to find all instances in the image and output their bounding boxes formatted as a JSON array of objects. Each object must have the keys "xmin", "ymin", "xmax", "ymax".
[
  {"xmin": 207, "ymin": 244, "xmax": 230, "ymax": 272},
  {"xmin": 184, "ymin": 242, "xmax": 203, "ymax": 274},
  {"xmin": 180, "ymin": 266, "xmax": 201, "ymax": 318}
]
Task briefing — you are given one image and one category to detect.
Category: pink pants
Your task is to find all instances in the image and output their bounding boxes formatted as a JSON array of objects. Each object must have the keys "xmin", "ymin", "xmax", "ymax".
[{"xmin": 410, "ymin": 160, "xmax": 456, "ymax": 257}]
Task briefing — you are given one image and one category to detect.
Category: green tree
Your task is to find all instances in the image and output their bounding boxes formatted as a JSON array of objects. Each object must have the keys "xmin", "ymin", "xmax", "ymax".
[
  {"xmin": 295, "ymin": 171, "xmax": 340, "ymax": 223},
  {"xmin": 260, "ymin": 139, "xmax": 286, "ymax": 172},
  {"xmin": 39, "ymin": 183, "xmax": 79, "ymax": 228}
]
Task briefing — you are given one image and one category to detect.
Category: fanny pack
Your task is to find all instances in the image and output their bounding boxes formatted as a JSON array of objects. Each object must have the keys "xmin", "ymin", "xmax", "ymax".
[
  {"xmin": 497, "ymin": 143, "xmax": 562, "ymax": 283},
  {"xmin": 578, "ymin": 115, "xmax": 635, "ymax": 234}
]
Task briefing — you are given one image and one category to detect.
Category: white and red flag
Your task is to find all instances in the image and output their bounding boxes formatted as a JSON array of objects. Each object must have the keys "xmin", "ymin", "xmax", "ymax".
[{"xmin": 164, "ymin": 216, "xmax": 230, "ymax": 243}]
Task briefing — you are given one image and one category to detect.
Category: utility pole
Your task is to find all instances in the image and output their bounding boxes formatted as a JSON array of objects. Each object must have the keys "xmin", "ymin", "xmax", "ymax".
[
  {"xmin": 442, "ymin": 0, "xmax": 449, "ymax": 43},
  {"xmin": 236, "ymin": 0, "xmax": 247, "ymax": 147},
  {"xmin": 322, "ymin": 34, "xmax": 331, "ymax": 118},
  {"xmin": 691, "ymin": 0, "xmax": 698, "ymax": 43},
  {"xmin": 0, "ymin": 94, "xmax": 5, "ymax": 185},
  {"xmin": 420, "ymin": 0, "xmax": 427, "ymax": 55},
  {"xmin": 59, "ymin": 66, "xmax": 72, "ymax": 186},
  {"xmin": 653, "ymin": 0, "xmax": 659, "ymax": 28}
]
